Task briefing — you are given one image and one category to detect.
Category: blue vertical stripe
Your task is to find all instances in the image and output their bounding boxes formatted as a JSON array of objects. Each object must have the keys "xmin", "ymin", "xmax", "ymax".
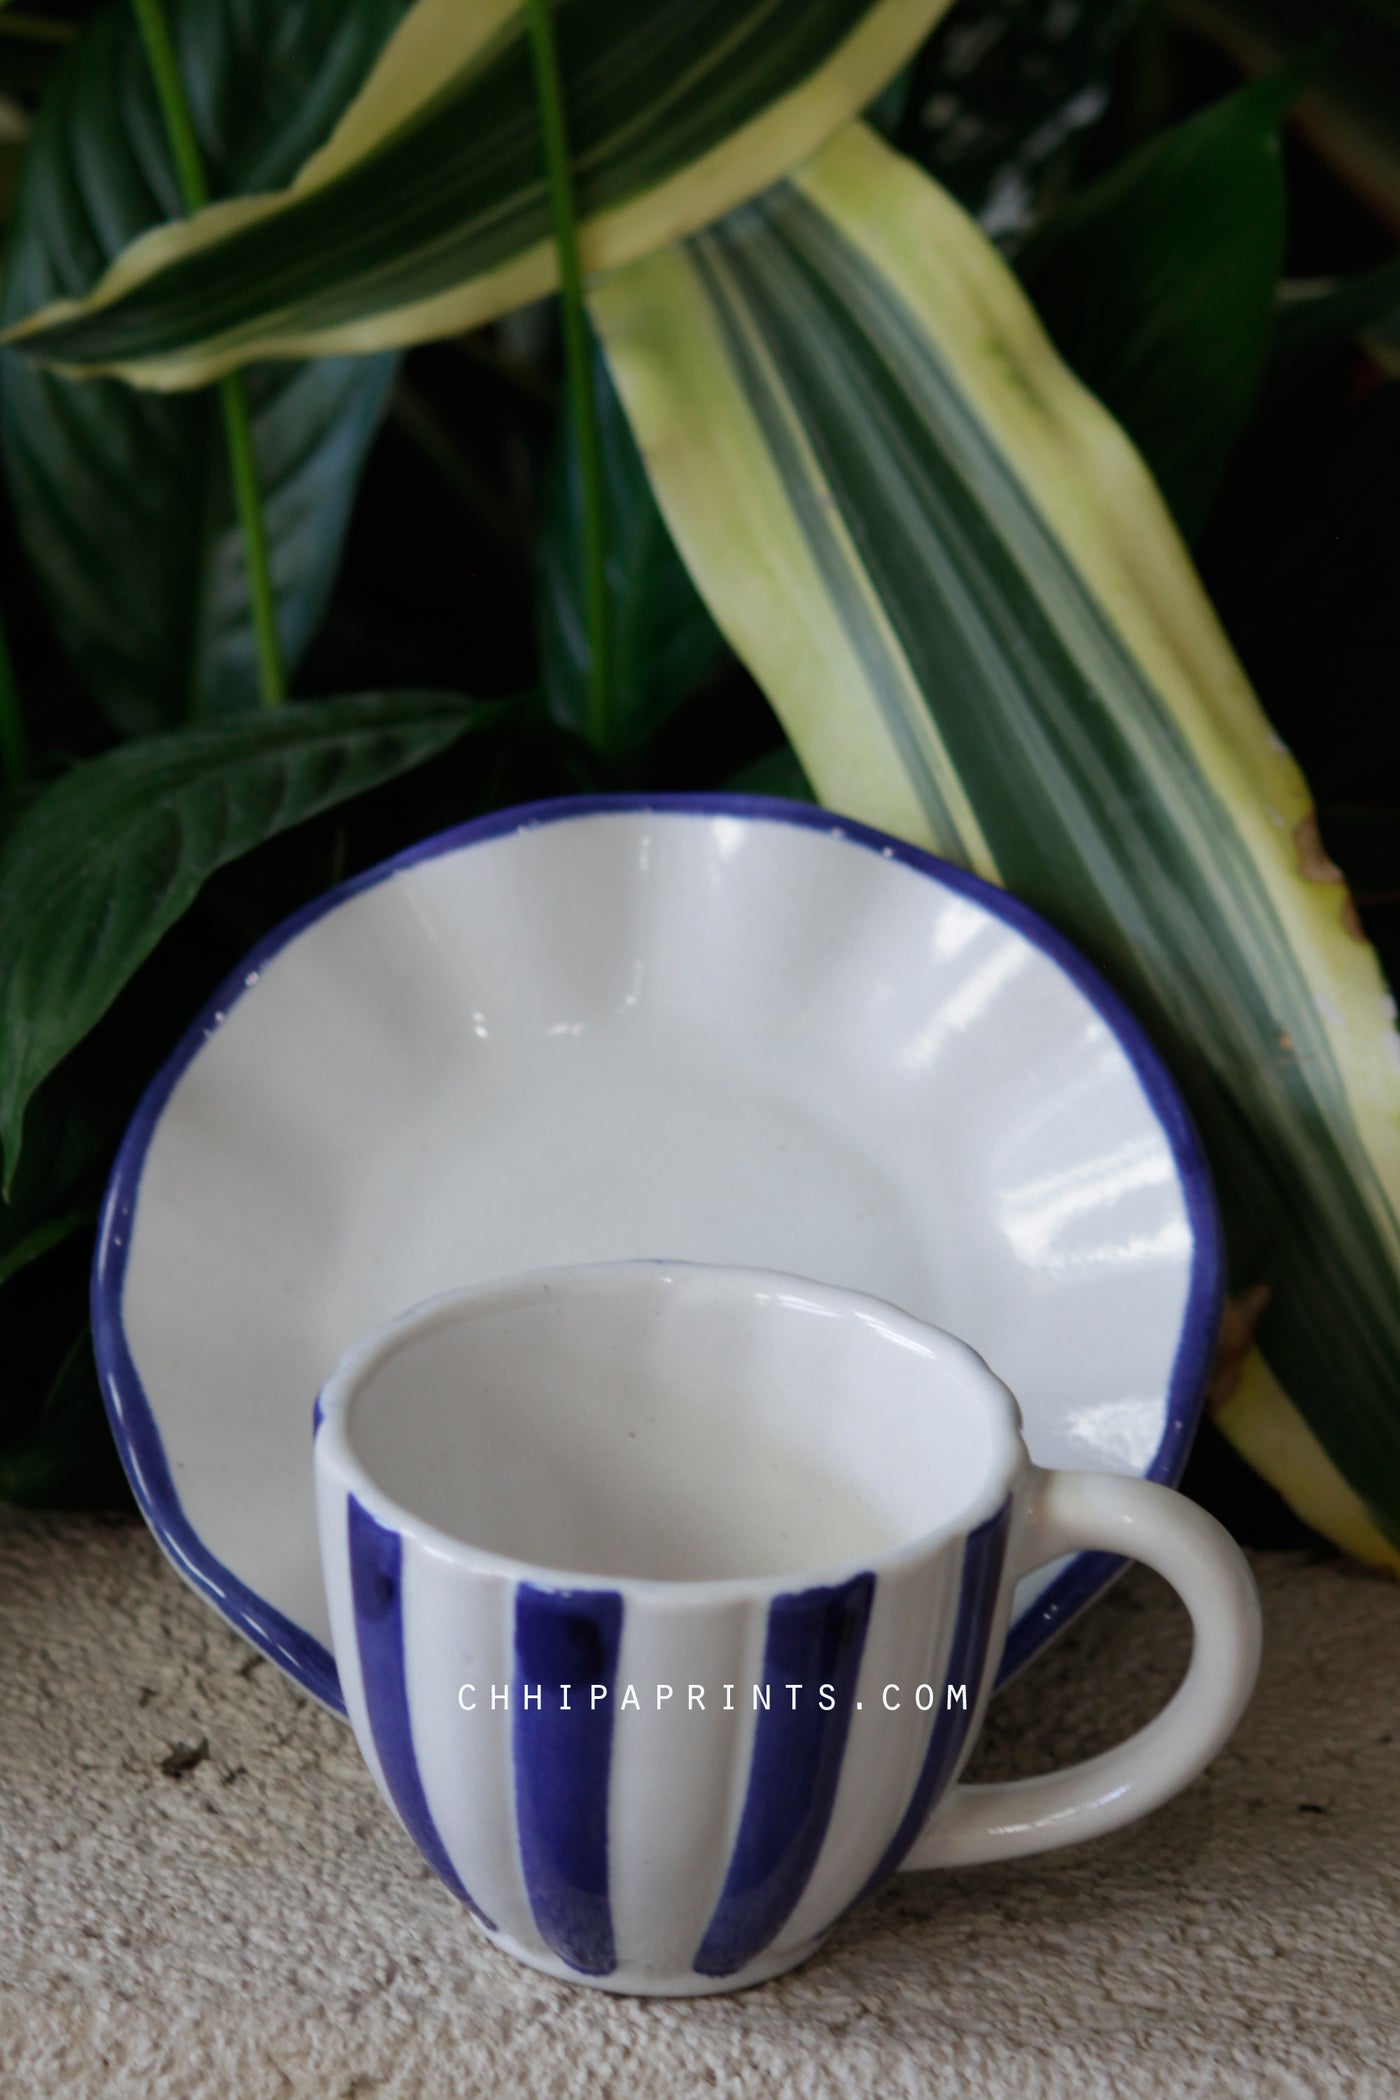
[
  {"xmin": 513, "ymin": 1584, "xmax": 624, "ymax": 1977},
  {"xmin": 848, "ymin": 1499, "xmax": 1011, "ymax": 1907},
  {"xmin": 693, "ymin": 1570, "xmax": 875, "ymax": 1978},
  {"xmin": 346, "ymin": 1495, "xmax": 493, "ymax": 1925}
]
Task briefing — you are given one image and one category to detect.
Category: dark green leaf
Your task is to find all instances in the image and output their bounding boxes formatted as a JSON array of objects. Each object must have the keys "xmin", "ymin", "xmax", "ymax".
[
  {"xmin": 1173, "ymin": 0, "xmax": 1400, "ymax": 225},
  {"xmin": 536, "ymin": 338, "xmax": 729, "ymax": 758},
  {"xmin": 0, "ymin": 0, "xmax": 407, "ymax": 733},
  {"xmin": 727, "ymin": 743, "xmax": 815, "ymax": 801},
  {"xmin": 864, "ymin": 59, "xmax": 913, "ymax": 139},
  {"xmin": 0, "ymin": 1325, "xmax": 129, "ymax": 1510},
  {"xmin": 0, "ymin": 1209, "xmax": 90, "ymax": 1288},
  {"xmin": 1019, "ymin": 72, "xmax": 1295, "ymax": 540},
  {"xmin": 0, "ymin": 1048, "xmax": 112, "ymax": 1270},
  {"xmin": 897, "ymin": 0, "xmax": 1145, "ymax": 236},
  {"xmin": 0, "ymin": 690, "xmax": 505, "ymax": 1180}
]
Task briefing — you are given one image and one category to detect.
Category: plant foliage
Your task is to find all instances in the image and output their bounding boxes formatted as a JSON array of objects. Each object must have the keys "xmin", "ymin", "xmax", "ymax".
[{"xmin": 0, "ymin": 0, "xmax": 1396, "ymax": 1554}]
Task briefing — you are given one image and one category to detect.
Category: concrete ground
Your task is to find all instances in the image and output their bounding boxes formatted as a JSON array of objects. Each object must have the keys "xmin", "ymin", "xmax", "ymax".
[{"xmin": 2, "ymin": 1512, "xmax": 1396, "ymax": 2098}]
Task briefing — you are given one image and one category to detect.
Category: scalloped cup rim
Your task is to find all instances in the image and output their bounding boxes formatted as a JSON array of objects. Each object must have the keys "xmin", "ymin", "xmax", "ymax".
[{"xmin": 315, "ymin": 1259, "xmax": 1027, "ymax": 1598}]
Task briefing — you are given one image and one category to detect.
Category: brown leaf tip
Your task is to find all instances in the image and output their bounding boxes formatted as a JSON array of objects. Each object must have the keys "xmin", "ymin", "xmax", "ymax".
[
  {"xmin": 1294, "ymin": 812, "xmax": 1345, "ymax": 886},
  {"xmin": 1206, "ymin": 1283, "xmax": 1273, "ymax": 1415}
]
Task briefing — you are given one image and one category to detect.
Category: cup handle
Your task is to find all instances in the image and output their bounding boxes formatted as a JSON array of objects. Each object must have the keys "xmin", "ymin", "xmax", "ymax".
[{"xmin": 898, "ymin": 1468, "xmax": 1262, "ymax": 1871}]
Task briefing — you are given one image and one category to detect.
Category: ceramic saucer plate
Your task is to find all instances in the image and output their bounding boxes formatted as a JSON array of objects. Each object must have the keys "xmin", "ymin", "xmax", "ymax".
[{"xmin": 93, "ymin": 794, "xmax": 1221, "ymax": 1715}]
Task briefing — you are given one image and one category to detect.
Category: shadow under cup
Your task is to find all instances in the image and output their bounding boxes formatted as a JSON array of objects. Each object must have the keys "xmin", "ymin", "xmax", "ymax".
[{"xmin": 313, "ymin": 1262, "xmax": 1026, "ymax": 1995}]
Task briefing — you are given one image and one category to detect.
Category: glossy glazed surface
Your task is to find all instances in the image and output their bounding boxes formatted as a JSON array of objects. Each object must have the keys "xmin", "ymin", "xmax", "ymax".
[
  {"xmin": 314, "ymin": 1264, "xmax": 1259, "ymax": 1995},
  {"xmin": 318, "ymin": 1265, "xmax": 1024, "ymax": 1991},
  {"xmin": 93, "ymin": 795, "xmax": 1221, "ymax": 1709}
]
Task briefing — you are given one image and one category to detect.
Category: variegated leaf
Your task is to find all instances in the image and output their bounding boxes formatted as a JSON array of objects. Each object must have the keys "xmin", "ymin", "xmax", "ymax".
[
  {"xmin": 2, "ymin": 0, "xmax": 956, "ymax": 387},
  {"xmin": 590, "ymin": 120, "xmax": 1400, "ymax": 1559}
]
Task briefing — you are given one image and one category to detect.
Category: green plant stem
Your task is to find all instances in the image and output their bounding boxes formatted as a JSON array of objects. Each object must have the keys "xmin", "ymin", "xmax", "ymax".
[
  {"xmin": 128, "ymin": 0, "xmax": 284, "ymax": 709},
  {"xmin": 524, "ymin": 0, "xmax": 610, "ymax": 751},
  {"xmin": 0, "ymin": 614, "xmax": 25, "ymax": 796},
  {"xmin": 216, "ymin": 378, "xmax": 284, "ymax": 708}
]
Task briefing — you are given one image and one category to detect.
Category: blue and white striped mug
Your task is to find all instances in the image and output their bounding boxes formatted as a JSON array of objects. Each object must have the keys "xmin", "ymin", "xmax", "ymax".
[{"xmin": 314, "ymin": 1262, "xmax": 1260, "ymax": 1996}]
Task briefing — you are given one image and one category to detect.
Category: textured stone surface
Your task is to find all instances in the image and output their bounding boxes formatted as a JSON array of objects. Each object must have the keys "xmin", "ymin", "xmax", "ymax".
[{"xmin": 1, "ymin": 1513, "xmax": 1396, "ymax": 2098}]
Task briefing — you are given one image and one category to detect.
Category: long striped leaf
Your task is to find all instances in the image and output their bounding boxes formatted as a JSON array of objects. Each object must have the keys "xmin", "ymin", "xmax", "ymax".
[
  {"xmin": 1, "ymin": 0, "xmax": 955, "ymax": 389},
  {"xmin": 589, "ymin": 120, "xmax": 1400, "ymax": 1562}
]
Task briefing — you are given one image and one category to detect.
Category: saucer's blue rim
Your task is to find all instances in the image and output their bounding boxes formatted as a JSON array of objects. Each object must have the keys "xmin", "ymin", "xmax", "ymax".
[{"xmin": 91, "ymin": 791, "xmax": 1223, "ymax": 1715}]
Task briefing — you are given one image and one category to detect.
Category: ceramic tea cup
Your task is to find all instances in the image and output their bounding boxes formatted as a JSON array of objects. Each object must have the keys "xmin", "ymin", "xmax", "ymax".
[{"xmin": 313, "ymin": 1261, "xmax": 1260, "ymax": 1996}]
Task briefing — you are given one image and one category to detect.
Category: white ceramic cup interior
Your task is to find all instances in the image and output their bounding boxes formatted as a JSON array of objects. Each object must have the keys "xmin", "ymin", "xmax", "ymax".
[{"xmin": 341, "ymin": 1264, "xmax": 1009, "ymax": 1585}]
